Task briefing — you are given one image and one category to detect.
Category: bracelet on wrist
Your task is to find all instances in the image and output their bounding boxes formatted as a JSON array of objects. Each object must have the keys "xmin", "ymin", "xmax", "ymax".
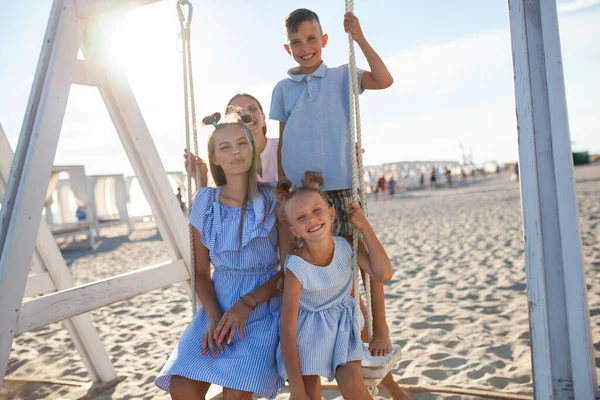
[{"xmin": 239, "ymin": 294, "xmax": 258, "ymax": 310}]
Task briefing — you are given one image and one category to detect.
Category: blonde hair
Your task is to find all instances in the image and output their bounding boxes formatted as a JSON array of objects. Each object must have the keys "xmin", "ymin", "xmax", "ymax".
[{"xmin": 203, "ymin": 111, "xmax": 272, "ymax": 249}]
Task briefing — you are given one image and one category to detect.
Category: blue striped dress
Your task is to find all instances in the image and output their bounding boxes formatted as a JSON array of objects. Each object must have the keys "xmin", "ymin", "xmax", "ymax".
[
  {"xmin": 155, "ymin": 186, "xmax": 284, "ymax": 398},
  {"xmin": 276, "ymin": 236, "xmax": 366, "ymax": 381}
]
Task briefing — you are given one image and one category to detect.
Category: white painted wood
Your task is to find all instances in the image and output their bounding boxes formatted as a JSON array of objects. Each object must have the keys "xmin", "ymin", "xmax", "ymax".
[
  {"xmin": 16, "ymin": 260, "xmax": 188, "ymax": 334},
  {"xmin": 507, "ymin": 0, "xmax": 597, "ymax": 398},
  {"xmin": 0, "ymin": 2, "xmax": 115, "ymax": 385},
  {"xmin": 33, "ymin": 201, "xmax": 116, "ymax": 383},
  {"xmin": 1, "ymin": 0, "xmax": 206, "ymax": 392},
  {"xmin": 361, "ymin": 345, "xmax": 402, "ymax": 390},
  {"xmin": 0, "ymin": 0, "xmax": 85, "ymax": 386},
  {"xmin": 75, "ymin": 0, "xmax": 161, "ymax": 19},
  {"xmin": 24, "ymin": 272, "xmax": 55, "ymax": 298},
  {"xmin": 73, "ymin": 59, "xmax": 106, "ymax": 87},
  {"xmin": 82, "ymin": 21, "xmax": 194, "ymax": 295}
]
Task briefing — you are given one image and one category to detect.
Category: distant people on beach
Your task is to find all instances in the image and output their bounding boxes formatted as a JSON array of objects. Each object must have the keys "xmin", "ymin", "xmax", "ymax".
[
  {"xmin": 75, "ymin": 206, "xmax": 86, "ymax": 221},
  {"xmin": 430, "ymin": 168, "xmax": 437, "ymax": 189},
  {"xmin": 376, "ymin": 175, "xmax": 386, "ymax": 199},
  {"xmin": 460, "ymin": 168, "xmax": 467, "ymax": 183},
  {"xmin": 513, "ymin": 162, "xmax": 519, "ymax": 183},
  {"xmin": 445, "ymin": 168, "xmax": 452, "ymax": 187},
  {"xmin": 419, "ymin": 171, "xmax": 425, "ymax": 188},
  {"xmin": 388, "ymin": 176, "xmax": 397, "ymax": 197}
]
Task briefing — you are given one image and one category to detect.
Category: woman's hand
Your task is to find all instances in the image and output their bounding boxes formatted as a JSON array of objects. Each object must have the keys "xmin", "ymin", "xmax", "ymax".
[
  {"xmin": 201, "ymin": 316, "xmax": 221, "ymax": 359},
  {"xmin": 347, "ymin": 203, "xmax": 370, "ymax": 233},
  {"xmin": 183, "ymin": 149, "xmax": 208, "ymax": 187},
  {"xmin": 213, "ymin": 298, "xmax": 253, "ymax": 347}
]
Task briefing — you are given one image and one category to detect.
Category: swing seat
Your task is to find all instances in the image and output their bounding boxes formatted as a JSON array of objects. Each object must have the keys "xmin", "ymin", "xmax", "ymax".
[{"xmin": 361, "ymin": 344, "xmax": 402, "ymax": 387}]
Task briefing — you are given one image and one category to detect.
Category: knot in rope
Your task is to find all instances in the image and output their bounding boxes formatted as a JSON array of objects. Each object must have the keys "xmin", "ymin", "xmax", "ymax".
[{"xmin": 177, "ymin": 0, "xmax": 193, "ymax": 40}]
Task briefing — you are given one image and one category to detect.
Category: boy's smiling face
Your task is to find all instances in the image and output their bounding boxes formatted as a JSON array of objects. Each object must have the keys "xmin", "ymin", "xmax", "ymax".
[{"xmin": 284, "ymin": 19, "xmax": 328, "ymax": 74}]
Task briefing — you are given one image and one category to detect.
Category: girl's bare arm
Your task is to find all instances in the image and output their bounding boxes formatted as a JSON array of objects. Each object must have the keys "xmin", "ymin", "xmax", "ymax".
[{"xmin": 280, "ymin": 272, "xmax": 307, "ymax": 397}]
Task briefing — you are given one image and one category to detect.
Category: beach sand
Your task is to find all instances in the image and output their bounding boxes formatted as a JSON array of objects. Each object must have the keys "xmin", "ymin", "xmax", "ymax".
[{"xmin": 2, "ymin": 165, "xmax": 599, "ymax": 399}]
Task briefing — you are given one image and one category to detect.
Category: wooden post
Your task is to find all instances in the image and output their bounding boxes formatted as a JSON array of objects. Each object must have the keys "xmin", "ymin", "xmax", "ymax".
[
  {"xmin": 0, "ymin": 0, "xmax": 85, "ymax": 386},
  {"xmin": 1, "ymin": 126, "xmax": 116, "ymax": 383},
  {"xmin": 1, "ymin": 0, "xmax": 198, "ymax": 390},
  {"xmin": 507, "ymin": 0, "xmax": 598, "ymax": 398}
]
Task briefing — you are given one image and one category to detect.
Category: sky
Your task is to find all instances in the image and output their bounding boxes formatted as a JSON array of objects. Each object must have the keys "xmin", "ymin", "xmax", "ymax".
[{"xmin": 0, "ymin": 0, "xmax": 598, "ymax": 175}]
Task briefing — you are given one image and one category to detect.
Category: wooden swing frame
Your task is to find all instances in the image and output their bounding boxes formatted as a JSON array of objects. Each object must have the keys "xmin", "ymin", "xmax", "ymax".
[{"xmin": 0, "ymin": 0, "xmax": 597, "ymax": 398}]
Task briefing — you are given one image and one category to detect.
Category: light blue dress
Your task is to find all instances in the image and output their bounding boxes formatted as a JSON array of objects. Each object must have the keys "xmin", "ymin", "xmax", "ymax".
[
  {"xmin": 155, "ymin": 186, "xmax": 284, "ymax": 398},
  {"xmin": 276, "ymin": 236, "xmax": 366, "ymax": 381}
]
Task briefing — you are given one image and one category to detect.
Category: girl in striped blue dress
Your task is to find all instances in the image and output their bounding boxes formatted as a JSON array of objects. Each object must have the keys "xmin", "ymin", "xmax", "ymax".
[
  {"xmin": 155, "ymin": 112, "xmax": 287, "ymax": 399},
  {"xmin": 274, "ymin": 172, "xmax": 393, "ymax": 400}
]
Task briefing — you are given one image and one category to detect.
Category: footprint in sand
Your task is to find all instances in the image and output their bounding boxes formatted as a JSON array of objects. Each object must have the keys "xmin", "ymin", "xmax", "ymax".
[
  {"xmin": 422, "ymin": 369, "xmax": 452, "ymax": 380},
  {"xmin": 489, "ymin": 344, "xmax": 512, "ymax": 360},
  {"xmin": 411, "ymin": 321, "xmax": 455, "ymax": 331},
  {"xmin": 429, "ymin": 352, "xmax": 450, "ymax": 361},
  {"xmin": 425, "ymin": 315, "xmax": 452, "ymax": 323},
  {"xmin": 467, "ymin": 365, "xmax": 495, "ymax": 379}
]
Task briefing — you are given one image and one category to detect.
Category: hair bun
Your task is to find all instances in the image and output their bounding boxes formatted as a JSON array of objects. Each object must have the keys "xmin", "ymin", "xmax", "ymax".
[
  {"xmin": 239, "ymin": 114, "xmax": 253, "ymax": 124},
  {"xmin": 202, "ymin": 112, "xmax": 221, "ymax": 126},
  {"xmin": 301, "ymin": 171, "xmax": 324, "ymax": 190},
  {"xmin": 273, "ymin": 177, "xmax": 294, "ymax": 203}
]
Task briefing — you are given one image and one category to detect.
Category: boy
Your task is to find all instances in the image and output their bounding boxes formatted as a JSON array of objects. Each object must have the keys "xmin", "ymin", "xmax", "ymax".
[
  {"xmin": 270, "ymin": 8, "xmax": 409, "ymax": 400},
  {"xmin": 270, "ymin": 8, "xmax": 393, "ymax": 234}
]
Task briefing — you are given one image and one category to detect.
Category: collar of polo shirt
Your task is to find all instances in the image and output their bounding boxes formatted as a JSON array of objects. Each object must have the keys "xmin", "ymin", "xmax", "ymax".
[{"xmin": 287, "ymin": 62, "xmax": 328, "ymax": 81}]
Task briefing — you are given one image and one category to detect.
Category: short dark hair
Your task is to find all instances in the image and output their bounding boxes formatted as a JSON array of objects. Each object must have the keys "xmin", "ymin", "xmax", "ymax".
[{"xmin": 284, "ymin": 8, "xmax": 322, "ymax": 35}]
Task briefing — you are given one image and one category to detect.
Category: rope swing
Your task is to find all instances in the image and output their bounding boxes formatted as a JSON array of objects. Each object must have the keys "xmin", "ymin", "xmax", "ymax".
[
  {"xmin": 177, "ymin": 0, "xmax": 199, "ymax": 316},
  {"xmin": 345, "ymin": 0, "xmax": 402, "ymax": 394}
]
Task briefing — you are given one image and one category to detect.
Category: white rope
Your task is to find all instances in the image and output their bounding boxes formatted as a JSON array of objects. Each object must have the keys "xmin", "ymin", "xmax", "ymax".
[
  {"xmin": 345, "ymin": 0, "xmax": 377, "ymax": 394},
  {"xmin": 178, "ymin": 0, "xmax": 198, "ymax": 316},
  {"xmin": 345, "ymin": 0, "xmax": 373, "ymax": 342}
]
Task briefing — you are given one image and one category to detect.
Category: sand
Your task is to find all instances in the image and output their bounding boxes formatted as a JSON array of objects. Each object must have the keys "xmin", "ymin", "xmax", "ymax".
[{"xmin": 2, "ymin": 165, "xmax": 599, "ymax": 400}]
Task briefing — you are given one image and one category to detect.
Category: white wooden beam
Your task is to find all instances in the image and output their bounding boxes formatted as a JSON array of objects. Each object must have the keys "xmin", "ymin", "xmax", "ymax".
[
  {"xmin": 2, "ymin": 123, "xmax": 117, "ymax": 383},
  {"xmin": 507, "ymin": 0, "xmax": 598, "ymax": 398},
  {"xmin": 73, "ymin": 59, "xmax": 106, "ymax": 87},
  {"xmin": 0, "ymin": 0, "xmax": 85, "ymax": 386},
  {"xmin": 16, "ymin": 260, "xmax": 188, "ymax": 334},
  {"xmin": 75, "ymin": 0, "xmax": 161, "ymax": 20},
  {"xmin": 81, "ymin": 21, "xmax": 194, "ymax": 295},
  {"xmin": 23, "ymin": 273, "xmax": 55, "ymax": 298}
]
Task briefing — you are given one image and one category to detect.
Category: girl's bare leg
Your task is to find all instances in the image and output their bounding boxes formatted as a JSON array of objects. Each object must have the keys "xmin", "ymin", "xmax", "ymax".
[
  {"xmin": 303, "ymin": 375, "xmax": 322, "ymax": 400},
  {"xmin": 335, "ymin": 361, "xmax": 371, "ymax": 400},
  {"xmin": 361, "ymin": 278, "xmax": 411, "ymax": 400},
  {"xmin": 222, "ymin": 387, "xmax": 253, "ymax": 400},
  {"xmin": 169, "ymin": 376, "xmax": 211, "ymax": 400}
]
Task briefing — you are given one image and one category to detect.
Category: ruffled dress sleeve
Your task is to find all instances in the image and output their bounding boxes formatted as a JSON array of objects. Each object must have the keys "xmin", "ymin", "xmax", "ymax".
[
  {"xmin": 189, "ymin": 187, "xmax": 217, "ymax": 249},
  {"xmin": 189, "ymin": 186, "xmax": 278, "ymax": 253},
  {"xmin": 240, "ymin": 188, "xmax": 278, "ymax": 249}
]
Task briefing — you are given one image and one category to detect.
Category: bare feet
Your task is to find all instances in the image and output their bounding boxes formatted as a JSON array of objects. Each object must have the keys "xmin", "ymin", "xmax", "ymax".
[{"xmin": 369, "ymin": 328, "xmax": 392, "ymax": 356}]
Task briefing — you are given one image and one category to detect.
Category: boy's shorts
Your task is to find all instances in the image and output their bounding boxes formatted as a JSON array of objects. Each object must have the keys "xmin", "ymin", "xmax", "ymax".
[{"xmin": 324, "ymin": 188, "xmax": 355, "ymax": 236}]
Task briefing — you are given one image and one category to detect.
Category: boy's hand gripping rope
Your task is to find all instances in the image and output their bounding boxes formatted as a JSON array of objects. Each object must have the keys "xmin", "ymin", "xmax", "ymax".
[{"xmin": 178, "ymin": 0, "xmax": 199, "ymax": 316}]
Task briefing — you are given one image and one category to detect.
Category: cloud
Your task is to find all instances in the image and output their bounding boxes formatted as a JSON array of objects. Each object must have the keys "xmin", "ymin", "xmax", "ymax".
[
  {"xmin": 558, "ymin": 0, "xmax": 600, "ymax": 14},
  {"xmin": 355, "ymin": 6, "xmax": 600, "ymax": 165},
  {"xmin": 381, "ymin": 29, "xmax": 512, "ymax": 97}
]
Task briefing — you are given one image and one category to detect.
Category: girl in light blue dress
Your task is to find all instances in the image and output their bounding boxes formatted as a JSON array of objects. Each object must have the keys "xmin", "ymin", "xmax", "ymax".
[
  {"xmin": 155, "ymin": 112, "xmax": 287, "ymax": 399},
  {"xmin": 274, "ymin": 171, "xmax": 394, "ymax": 400}
]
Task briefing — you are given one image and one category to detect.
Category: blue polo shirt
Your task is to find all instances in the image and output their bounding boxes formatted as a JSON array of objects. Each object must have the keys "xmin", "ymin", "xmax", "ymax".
[{"xmin": 269, "ymin": 62, "xmax": 364, "ymax": 191}]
